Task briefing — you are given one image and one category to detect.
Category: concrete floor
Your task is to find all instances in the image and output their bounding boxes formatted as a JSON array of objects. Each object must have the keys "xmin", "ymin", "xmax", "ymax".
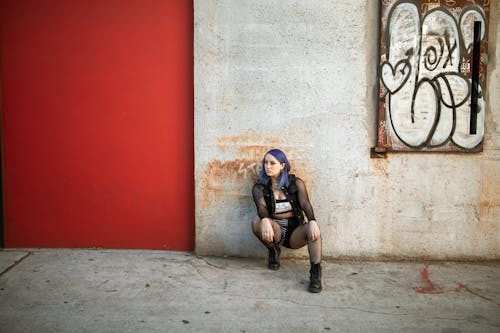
[{"xmin": 0, "ymin": 249, "xmax": 499, "ymax": 333}]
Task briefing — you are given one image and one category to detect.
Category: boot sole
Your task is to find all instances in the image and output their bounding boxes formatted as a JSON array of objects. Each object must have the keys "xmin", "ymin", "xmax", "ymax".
[{"xmin": 308, "ymin": 286, "xmax": 322, "ymax": 293}]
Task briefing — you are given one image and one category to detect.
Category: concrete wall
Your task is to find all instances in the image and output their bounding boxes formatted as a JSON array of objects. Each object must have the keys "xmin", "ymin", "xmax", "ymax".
[{"xmin": 194, "ymin": 0, "xmax": 500, "ymax": 259}]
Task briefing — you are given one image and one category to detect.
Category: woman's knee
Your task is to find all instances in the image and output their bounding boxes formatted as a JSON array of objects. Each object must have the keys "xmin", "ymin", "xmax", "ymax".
[
  {"xmin": 252, "ymin": 216, "xmax": 272, "ymax": 233},
  {"xmin": 306, "ymin": 224, "xmax": 321, "ymax": 240}
]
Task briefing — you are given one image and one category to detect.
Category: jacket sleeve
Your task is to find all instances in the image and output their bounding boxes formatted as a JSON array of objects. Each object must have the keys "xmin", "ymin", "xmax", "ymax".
[
  {"xmin": 252, "ymin": 183, "xmax": 271, "ymax": 219},
  {"xmin": 296, "ymin": 177, "xmax": 316, "ymax": 222}
]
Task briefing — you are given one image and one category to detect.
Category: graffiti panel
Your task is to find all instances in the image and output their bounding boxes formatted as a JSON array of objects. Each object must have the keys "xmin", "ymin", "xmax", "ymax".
[{"xmin": 376, "ymin": 0, "xmax": 490, "ymax": 153}]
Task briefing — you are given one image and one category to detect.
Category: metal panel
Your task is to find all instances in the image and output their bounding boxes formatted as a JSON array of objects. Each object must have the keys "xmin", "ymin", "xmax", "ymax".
[
  {"xmin": 1, "ymin": 1, "xmax": 194, "ymax": 250},
  {"xmin": 374, "ymin": 0, "xmax": 490, "ymax": 154}
]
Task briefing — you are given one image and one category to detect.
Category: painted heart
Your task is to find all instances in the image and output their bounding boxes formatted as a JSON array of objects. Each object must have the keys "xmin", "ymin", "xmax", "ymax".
[{"xmin": 381, "ymin": 59, "xmax": 411, "ymax": 94}]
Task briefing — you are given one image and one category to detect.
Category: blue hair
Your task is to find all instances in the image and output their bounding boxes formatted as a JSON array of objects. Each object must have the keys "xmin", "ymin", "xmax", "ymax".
[{"xmin": 258, "ymin": 149, "xmax": 291, "ymax": 188}]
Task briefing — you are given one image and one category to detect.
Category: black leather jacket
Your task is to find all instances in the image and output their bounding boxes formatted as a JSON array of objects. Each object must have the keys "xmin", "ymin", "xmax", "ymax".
[{"xmin": 252, "ymin": 174, "xmax": 315, "ymax": 225}]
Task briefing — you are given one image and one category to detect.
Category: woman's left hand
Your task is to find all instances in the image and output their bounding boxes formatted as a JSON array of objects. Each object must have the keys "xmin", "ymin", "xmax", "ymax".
[{"xmin": 308, "ymin": 220, "xmax": 321, "ymax": 241}]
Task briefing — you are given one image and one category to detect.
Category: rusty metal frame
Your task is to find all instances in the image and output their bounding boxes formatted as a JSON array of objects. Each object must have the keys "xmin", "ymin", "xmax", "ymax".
[{"xmin": 373, "ymin": 0, "xmax": 490, "ymax": 156}]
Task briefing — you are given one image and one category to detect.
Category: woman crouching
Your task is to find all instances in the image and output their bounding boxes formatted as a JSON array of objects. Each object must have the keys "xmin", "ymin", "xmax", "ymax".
[{"xmin": 251, "ymin": 149, "xmax": 322, "ymax": 293}]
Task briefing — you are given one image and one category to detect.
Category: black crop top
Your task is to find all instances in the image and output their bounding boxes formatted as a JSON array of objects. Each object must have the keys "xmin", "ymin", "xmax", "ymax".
[{"xmin": 252, "ymin": 176, "xmax": 316, "ymax": 222}]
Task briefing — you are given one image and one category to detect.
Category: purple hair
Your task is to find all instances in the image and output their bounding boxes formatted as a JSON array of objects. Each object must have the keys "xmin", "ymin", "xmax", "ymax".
[{"xmin": 258, "ymin": 148, "xmax": 291, "ymax": 188}]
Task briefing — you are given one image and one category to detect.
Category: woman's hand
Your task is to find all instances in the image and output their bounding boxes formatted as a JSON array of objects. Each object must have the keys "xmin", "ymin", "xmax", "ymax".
[
  {"xmin": 261, "ymin": 218, "xmax": 275, "ymax": 243},
  {"xmin": 308, "ymin": 220, "xmax": 321, "ymax": 241}
]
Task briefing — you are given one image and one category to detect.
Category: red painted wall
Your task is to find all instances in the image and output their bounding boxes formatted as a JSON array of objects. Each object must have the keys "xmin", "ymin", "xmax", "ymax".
[{"xmin": 0, "ymin": 0, "xmax": 194, "ymax": 250}]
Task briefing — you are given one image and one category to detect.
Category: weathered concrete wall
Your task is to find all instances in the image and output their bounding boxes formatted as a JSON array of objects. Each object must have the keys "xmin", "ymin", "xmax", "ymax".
[{"xmin": 194, "ymin": 0, "xmax": 500, "ymax": 259}]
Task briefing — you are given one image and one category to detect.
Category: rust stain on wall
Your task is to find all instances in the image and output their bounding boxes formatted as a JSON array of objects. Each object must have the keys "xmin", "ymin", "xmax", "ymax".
[
  {"xmin": 200, "ymin": 159, "xmax": 261, "ymax": 210},
  {"xmin": 200, "ymin": 132, "xmax": 315, "ymax": 211},
  {"xmin": 204, "ymin": 159, "xmax": 262, "ymax": 182},
  {"xmin": 371, "ymin": 157, "xmax": 390, "ymax": 176},
  {"xmin": 478, "ymin": 162, "xmax": 500, "ymax": 242},
  {"xmin": 217, "ymin": 130, "xmax": 285, "ymax": 160},
  {"xmin": 200, "ymin": 156, "xmax": 316, "ymax": 212}
]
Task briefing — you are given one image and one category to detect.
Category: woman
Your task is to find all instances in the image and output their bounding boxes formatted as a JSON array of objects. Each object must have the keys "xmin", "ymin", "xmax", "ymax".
[{"xmin": 251, "ymin": 149, "xmax": 322, "ymax": 293}]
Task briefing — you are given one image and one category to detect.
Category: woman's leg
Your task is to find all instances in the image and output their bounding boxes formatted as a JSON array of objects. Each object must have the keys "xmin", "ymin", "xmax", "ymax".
[
  {"xmin": 251, "ymin": 216, "xmax": 282, "ymax": 247},
  {"xmin": 252, "ymin": 216, "xmax": 282, "ymax": 270},
  {"xmin": 289, "ymin": 222, "xmax": 323, "ymax": 293},
  {"xmin": 288, "ymin": 223, "xmax": 322, "ymax": 263}
]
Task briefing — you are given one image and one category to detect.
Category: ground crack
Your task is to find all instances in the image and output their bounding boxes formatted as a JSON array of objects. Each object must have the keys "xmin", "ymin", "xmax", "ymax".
[
  {"xmin": 196, "ymin": 257, "xmax": 229, "ymax": 270},
  {"xmin": 0, "ymin": 252, "xmax": 33, "ymax": 277},
  {"xmin": 219, "ymin": 292, "xmax": 498, "ymax": 327}
]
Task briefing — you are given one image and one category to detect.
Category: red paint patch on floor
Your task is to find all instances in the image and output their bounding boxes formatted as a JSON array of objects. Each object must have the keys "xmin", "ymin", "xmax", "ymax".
[
  {"xmin": 415, "ymin": 266, "xmax": 499, "ymax": 306},
  {"xmin": 455, "ymin": 283, "xmax": 492, "ymax": 301},
  {"xmin": 415, "ymin": 265, "xmax": 444, "ymax": 294},
  {"xmin": 454, "ymin": 283, "xmax": 499, "ymax": 306}
]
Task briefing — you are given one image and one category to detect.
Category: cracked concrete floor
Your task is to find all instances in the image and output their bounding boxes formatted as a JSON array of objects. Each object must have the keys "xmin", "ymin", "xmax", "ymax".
[{"xmin": 0, "ymin": 249, "xmax": 499, "ymax": 332}]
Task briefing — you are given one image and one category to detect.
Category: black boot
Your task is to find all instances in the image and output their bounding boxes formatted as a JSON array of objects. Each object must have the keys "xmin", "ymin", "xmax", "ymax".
[
  {"xmin": 268, "ymin": 245, "xmax": 281, "ymax": 270},
  {"xmin": 309, "ymin": 262, "xmax": 322, "ymax": 293}
]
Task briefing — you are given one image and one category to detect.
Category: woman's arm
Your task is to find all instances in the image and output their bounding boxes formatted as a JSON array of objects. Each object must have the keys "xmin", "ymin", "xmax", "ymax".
[
  {"xmin": 296, "ymin": 177, "xmax": 316, "ymax": 222},
  {"xmin": 252, "ymin": 184, "xmax": 276, "ymax": 243},
  {"xmin": 252, "ymin": 184, "xmax": 271, "ymax": 218},
  {"xmin": 296, "ymin": 177, "xmax": 320, "ymax": 241}
]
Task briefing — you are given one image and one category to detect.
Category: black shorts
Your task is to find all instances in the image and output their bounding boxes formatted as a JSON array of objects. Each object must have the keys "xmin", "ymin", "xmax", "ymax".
[{"xmin": 274, "ymin": 217, "xmax": 300, "ymax": 248}]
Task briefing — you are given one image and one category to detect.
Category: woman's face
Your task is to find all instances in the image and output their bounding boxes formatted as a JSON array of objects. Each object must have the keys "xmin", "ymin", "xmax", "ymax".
[{"xmin": 263, "ymin": 154, "xmax": 285, "ymax": 179}]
